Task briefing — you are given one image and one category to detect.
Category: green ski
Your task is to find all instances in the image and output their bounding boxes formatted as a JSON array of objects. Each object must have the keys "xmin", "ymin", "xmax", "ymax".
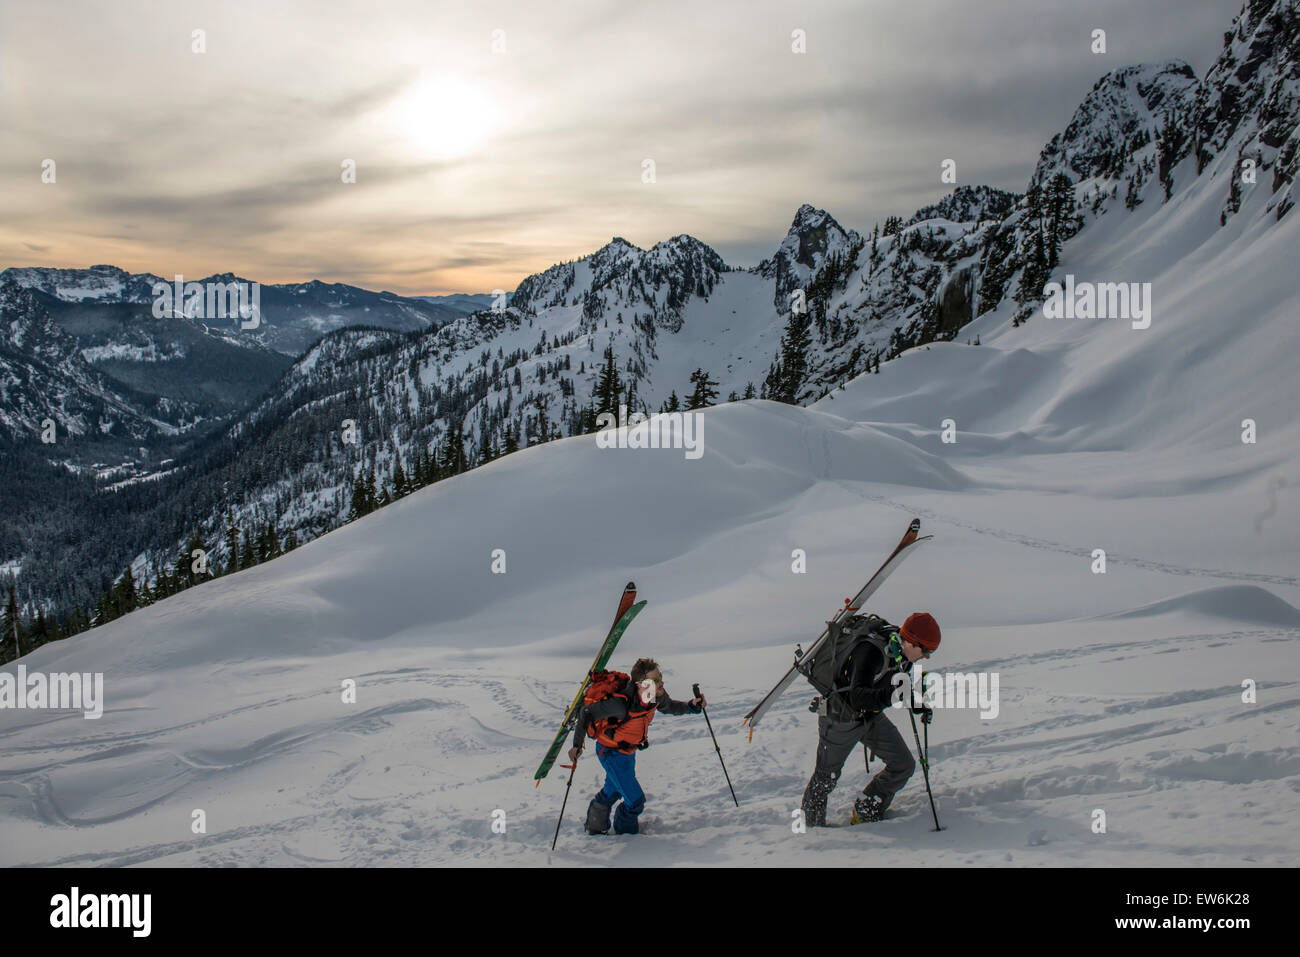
[{"xmin": 534, "ymin": 583, "xmax": 647, "ymax": 784}]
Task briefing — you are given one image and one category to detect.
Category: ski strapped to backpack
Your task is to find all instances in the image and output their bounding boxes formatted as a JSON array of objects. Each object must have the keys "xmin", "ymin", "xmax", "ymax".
[
  {"xmin": 742, "ymin": 519, "xmax": 932, "ymax": 738},
  {"xmin": 535, "ymin": 583, "xmax": 647, "ymax": 784}
]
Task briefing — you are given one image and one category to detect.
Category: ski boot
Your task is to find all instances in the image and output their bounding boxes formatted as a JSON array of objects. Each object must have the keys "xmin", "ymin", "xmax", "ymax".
[
  {"xmin": 585, "ymin": 796, "xmax": 612, "ymax": 834},
  {"xmin": 851, "ymin": 793, "xmax": 886, "ymax": 824}
]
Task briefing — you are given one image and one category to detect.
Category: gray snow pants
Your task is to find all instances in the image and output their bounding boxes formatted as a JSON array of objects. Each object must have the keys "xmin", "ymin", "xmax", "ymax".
[{"xmin": 801, "ymin": 711, "xmax": 915, "ymax": 826}]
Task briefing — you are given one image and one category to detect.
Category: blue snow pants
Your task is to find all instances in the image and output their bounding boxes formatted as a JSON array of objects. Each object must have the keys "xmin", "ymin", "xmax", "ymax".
[{"xmin": 585, "ymin": 743, "xmax": 646, "ymax": 834}]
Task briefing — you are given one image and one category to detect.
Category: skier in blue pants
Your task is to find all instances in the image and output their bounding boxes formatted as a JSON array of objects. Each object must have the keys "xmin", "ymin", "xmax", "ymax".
[{"xmin": 568, "ymin": 657, "xmax": 704, "ymax": 835}]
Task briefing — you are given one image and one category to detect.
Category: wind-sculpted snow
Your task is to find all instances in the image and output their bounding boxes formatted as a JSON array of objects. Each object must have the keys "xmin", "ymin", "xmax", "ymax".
[{"xmin": 1097, "ymin": 585, "xmax": 1300, "ymax": 627}]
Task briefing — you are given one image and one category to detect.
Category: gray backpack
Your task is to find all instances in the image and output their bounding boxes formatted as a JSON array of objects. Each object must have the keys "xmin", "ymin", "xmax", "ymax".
[{"xmin": 802, "ymin": 614, "xmax": 898, "ymax": 720}]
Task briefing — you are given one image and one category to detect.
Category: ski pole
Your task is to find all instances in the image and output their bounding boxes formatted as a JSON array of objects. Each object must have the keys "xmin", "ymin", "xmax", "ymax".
[
  {"xmin": 693, "ymin": 683, "xmax": 738, "ymax": 807},
  {"xmin": 552, "ymin": 749, "xmax": 580, "ymax": 851},
  {"xmin": 907, "ymin": 705, "xmax": 943, "ymax": 831}
]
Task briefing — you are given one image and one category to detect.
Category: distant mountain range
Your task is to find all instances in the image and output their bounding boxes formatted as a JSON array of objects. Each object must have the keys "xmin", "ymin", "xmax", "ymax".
[{"xmin": 2, "ymin": 0, "xmax": 1296, "ymax": 632}]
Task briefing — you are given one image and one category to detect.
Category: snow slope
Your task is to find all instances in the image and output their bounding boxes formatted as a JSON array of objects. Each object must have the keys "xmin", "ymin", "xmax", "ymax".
[{"xmin": 2, "ymin": 181, "xmax": 1297, "ymax": 865}]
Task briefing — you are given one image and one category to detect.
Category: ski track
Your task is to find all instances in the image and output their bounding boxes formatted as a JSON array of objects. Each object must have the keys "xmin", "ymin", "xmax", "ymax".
[{"xmin": 832, "ymin": 482, "xmax": 1299, "ymax": 588}]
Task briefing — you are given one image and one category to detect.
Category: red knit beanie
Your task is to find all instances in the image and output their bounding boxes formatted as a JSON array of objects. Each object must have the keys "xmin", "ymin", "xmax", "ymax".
[{"xmin": 901, "ymin": 612, "xmax": 940, "ymax": 652}]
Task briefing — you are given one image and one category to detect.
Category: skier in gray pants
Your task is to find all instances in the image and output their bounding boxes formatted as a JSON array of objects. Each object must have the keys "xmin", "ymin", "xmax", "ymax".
[{"xmin": 801, "ymin": 612, "xmax": 940, "ymax": 825}]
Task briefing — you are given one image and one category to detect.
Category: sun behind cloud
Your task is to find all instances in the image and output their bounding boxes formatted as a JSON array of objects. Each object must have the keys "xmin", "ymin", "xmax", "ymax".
[{"xmin": 377, "ymin": 75, "xmax": 502, "ymax": 160}]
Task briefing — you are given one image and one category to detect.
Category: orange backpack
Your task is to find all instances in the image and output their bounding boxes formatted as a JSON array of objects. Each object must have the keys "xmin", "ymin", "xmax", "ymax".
[
  {"xmin": 584, "ymin": 670, "xmax": 657, "ymax": 752},
  {"xmin": 584, "ymin": 670, "xmax": 629, "ymax": 709}
]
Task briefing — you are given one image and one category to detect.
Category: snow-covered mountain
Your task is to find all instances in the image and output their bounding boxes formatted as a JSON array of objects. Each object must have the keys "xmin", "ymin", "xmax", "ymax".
[
  {"xmin": 0, "ymin": 283, "xmax": 200, "ymax": 444},
  {"xmin": 757, "ymin": 203, "xmax": 864, "ymax": 312},
  {"xmin": 2, "ymin": 0, "xmax": 1299, "ymax": 868},
  {"xmin": 9, "ymin": 0, "xmax": 1300, "ymax": 624},
  {"xmin": 0, "ymin": 265, "xmax": 472, "ymax": 356}
]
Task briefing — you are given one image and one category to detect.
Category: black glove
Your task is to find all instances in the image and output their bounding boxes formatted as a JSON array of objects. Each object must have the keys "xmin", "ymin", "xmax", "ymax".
[
  {"xmin": 637, "ymin": 738, "xmax": 649, "ymax": 750},
  {"xmin": 911, "ymin": 704, "xmax": 933, "ymax": 725}
]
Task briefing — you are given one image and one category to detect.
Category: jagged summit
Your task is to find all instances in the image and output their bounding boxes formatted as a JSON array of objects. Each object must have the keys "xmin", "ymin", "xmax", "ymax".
[
  {"xmin": 757, "ymin": 205, "xmax": 863, "ymax": 311},
  {"xmin": 1034, "ymin": 60, "xmax": 1198, "ymax": 185},
  {"xmin": 1187, "ymin": 0, "xmax": 1300, "ymax": 220}
]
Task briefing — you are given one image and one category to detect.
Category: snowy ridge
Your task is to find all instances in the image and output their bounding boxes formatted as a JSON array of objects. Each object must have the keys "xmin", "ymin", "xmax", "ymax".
[
  {"xmin": 1034, "ymin": 61, "xmax": 1197, "ymax": 186},
  {"xmin": 1188, "ymin": 0, "xmax": 1300, "ymax": 222},
  {"xmin": 907, "ymin": 186, "xmax": 1022, "ymax": 227}
]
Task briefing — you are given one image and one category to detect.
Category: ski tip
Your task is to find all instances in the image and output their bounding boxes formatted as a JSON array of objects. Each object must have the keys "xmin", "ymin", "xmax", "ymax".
[{"xmin": 624, "ymin": 581, "xmax": 636, "ymax": 591}]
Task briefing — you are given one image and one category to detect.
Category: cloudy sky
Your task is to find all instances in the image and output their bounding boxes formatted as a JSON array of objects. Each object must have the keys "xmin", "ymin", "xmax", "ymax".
[{"xmin": 1, "ymin": 0, "xmax": 1242, "ymax": 295}]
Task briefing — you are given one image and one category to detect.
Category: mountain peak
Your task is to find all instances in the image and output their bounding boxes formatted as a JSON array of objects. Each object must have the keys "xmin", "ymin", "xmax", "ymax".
[
  {"xmin": 789, "ymin": 203, "xmax": 838, "ymax": 232},
  {"xmin": 1033, "ymin": 59, "xmax": 1198, "ymax": 186},
  {"xmin": 758, "ymin": 205, "xmax": 862, "ymax": 310},
  {"xmin": 650, "ymin": 233, "xmax": 712, "ymax": 254}
]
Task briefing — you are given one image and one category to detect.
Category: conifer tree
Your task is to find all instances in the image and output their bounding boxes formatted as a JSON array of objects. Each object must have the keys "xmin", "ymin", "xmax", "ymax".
[
  {"xmin": 347, "ymin": 475, "xmax": 368, "ymax": 521},
  {"xmin": 364, "ymin": 467, "xmax": 377, "ymax": 509},
  {"xmin": 1045, "ymin": 173, "xmax": 1075, "ymax": 268},
  {"xmin": 686, "ymin": 369, "xmax": 719, "ymax": 409},
  {"xmin": 777, "ymin": 310, "xmax": 812, "ymax": 404},
  {"xmin": 1, "ymin": 584, "xmax": 22, "ymax": 663},
  {"xmin": 264, "ymin": 522, "xmax": 282, "ymax": 560},
  {"xmin": 32, "ymin": 607, "xmax": 48, "ymax": 647},
  {"xmin": 591, "ymin": 345, "xmax": 623, "ymax": 418},
  {"xmin": 225, "ymin": 517, "xmax": 241, "ymax": 574},
  {"xmin": 439, "ymin": 421, "xmax": 468, "ymax": 476},
  {"xmin": 113, "ymin": 566, "xmax": 138, "ymax": 617},
  {"xmin": 92, "ymin": 589, "xmax": 113, "ymax": 629}
]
